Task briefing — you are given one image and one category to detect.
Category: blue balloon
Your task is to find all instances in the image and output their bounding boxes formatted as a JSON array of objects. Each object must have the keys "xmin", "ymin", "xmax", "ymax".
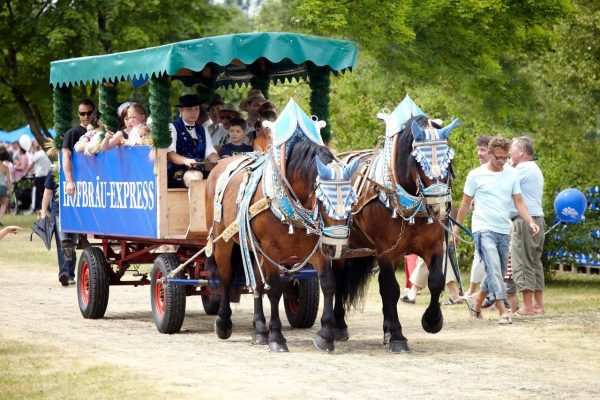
[{"xmin": 554, "ymin": 189, "xmax": 587, "ymax": 224}]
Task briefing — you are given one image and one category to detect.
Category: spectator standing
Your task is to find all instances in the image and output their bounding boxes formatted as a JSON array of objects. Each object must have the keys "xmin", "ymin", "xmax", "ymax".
[
  {"xmin": 0, "ymin": 147, "xmax": 13, "ymax": 225},
  {"xmin": 454, "ymin": 136, "xmax": 540, "ymax": 324},
  {"xmin": 509, "ymin": 136, "xmax": 546, "ymax": 315},
  {"xmin": 27, "ymin": 141, "xmax": 52, "ymax": 212},
  {"xmin": 466, "ymin": 135, "xmax": 491, "ymax": 296},
  {"xmin": 41, "ymin": 168, "xmax": 76, "ymax": 286}
]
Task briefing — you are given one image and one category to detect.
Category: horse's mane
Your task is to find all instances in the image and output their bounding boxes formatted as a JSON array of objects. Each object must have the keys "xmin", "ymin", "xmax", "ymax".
[
  {"xmin": 286, "ymin": 140, "xmax": 334, "ymax": 184},
  {"xmin": 395, "ymin": 115, "xmax": 430, "ymax": 193}
]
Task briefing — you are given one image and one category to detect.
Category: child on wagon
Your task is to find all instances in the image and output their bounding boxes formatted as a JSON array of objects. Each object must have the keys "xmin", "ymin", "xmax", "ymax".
[
  {"xmin": 106, "ymin": 103, "xmax": 152, "ymax": 149},
  {"xmin": 219, "ymin": 118, "xmax": 253, "ymax": 157},
  {"xmin": 74, "ymin": 110, "xmax": 112, "ymax": 156}
]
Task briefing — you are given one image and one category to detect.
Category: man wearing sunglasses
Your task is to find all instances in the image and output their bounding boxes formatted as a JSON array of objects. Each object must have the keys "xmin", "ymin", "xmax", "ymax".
[
  {"xmin": 57, "ymin": 98, "xmax": 95, "ymax": 284},
  {"xmin": 453, "ymin": 136, "xmax": 540, "ymax": 325},
  {"xmin": 62, "ymin": 98, "xmax": 95, "ymax": 197}
]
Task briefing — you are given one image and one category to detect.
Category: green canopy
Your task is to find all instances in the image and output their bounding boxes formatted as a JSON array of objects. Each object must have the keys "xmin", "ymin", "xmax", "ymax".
[{"xmin": 50, "ymin": 32, "xmax": 357, "ymax": 88}]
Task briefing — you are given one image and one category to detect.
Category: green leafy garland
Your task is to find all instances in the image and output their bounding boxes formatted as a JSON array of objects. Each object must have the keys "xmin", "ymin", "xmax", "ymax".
[
  {"xmin": 149, "ymin": 74, "xmax": 171, "ymax": 148},
  {"xmin": 52, "ymin": 85, "xmax": 72, "ymax": 150},
  {"xmin": 99, "ymin": 83, "xmax": 119, "ymax": 131},
  {"xmin": 308, "ymin": 65, "xmax": 331, "ymax": 143}
]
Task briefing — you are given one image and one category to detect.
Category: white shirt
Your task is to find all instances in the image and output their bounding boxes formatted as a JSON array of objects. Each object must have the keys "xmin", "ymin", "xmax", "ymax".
[
  {"xmin": 31, "ymin": 149, "xmax": 52, "ymax": 177},
  {"xmin": 464, "ymin": 165, "xmax": 521, "ymax": 234},
  {"xmin": 510, "ymin": 160, "xmax": 544, "ymax": 218},
  {"xmin": 167, "ymin": 123, "xmax": 217, "ymax": 159},
  {"xmin": 208, "ymin": 123, "xmax": 229, "ymax": 146}
]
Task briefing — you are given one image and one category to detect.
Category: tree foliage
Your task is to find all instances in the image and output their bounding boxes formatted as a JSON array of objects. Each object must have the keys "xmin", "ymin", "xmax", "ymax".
[{"xmin": 0, "ymin": 0, "xmax": 249, "ymax": 142}]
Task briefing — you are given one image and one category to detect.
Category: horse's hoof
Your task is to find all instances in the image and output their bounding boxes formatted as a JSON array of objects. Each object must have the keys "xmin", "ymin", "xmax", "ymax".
[
  {"xmin": 313, "ymin": 335, "xmax": 335, "ymax": 352},
  {"xmin": 422, "ymin": 311, "xmax": 444, "ymax": 334},
  {"xmin": 383, "ymin": 332, "xmax": 391, "ymax": 346},
  {"xmin": 268, "ymin": 341, "xmax": 289, "ymax": 352},
  {"xmin": 334, "ymin": 327, "xmax": 349, "ymax": 342},
  {"xmin": 389, "ymin": 340, "xmax": 411, "ymax": 353},
  {"xmin": 252, "ymin": 332, "xmax": 269, "ymax": 345},
  {"xmin": 214, "ymin": 317, "xmax": 232, "ymax": 340}
]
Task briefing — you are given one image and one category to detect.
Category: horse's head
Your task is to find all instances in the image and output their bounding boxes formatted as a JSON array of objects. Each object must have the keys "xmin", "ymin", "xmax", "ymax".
[
  {"xmin": 397, "ymin": 116, "xmax": 458, "ymax": 221},
  {"xmin": 315, "ymin": 157, "xmax": 359, "ymax": 259}
]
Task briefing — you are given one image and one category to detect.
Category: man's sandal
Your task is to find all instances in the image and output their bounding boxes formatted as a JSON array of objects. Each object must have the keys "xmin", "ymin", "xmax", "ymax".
[{"xmin": 467, "ymin": 297, "xmax": 483, "ymax": 320}]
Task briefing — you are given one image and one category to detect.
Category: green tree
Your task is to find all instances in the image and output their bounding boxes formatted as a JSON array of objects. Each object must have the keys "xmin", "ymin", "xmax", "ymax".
[{"xmin": 0, "ymin": 0, "xmax": 249, "ymax": 143}]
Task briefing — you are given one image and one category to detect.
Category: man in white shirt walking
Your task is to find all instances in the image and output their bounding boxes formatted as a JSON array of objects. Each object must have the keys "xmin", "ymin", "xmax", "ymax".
[
  {"xmin": 509, "ymin": 137, "xmax": 546, "ymax": 315},
  {"xmin": 454, "ymin": 137, "xmax": 540, "ymax": 324}
]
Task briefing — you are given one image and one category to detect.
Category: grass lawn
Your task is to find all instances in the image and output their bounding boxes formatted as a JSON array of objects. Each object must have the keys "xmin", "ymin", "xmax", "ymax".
[{"xmin": 0, "ymin": 339, "xmax": 190, "ymax": 400}]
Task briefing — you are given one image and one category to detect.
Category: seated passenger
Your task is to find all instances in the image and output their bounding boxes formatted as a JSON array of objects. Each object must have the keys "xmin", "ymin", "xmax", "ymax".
[
  {"xmin": 252, "ymin": 110, "xmax": 277, "ymax": 152},
  {"xmin": 106, "ymin": 103, "xmax": 149, "ymax": 149},
  {"xmin": 214, "ymin": 103, "xmax": 242, "ymax": 148},
  {"xmin": 167, "ymin": 94, "xmax": 219, "ymax": 188},
  {"xmin": 219, "ymin": 118, "xmax": 253, "ymax": 157}
]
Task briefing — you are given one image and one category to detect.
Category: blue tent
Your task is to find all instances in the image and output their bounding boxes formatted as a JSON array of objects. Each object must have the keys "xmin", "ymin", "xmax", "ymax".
[{"xmin": 0, "ymin": 125, "xmax": 56, "ymax": 143}]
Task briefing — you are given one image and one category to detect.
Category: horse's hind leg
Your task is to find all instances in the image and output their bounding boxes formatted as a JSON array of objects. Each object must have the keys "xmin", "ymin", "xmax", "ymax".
[
  {"xmin": 314, "ymin": 261, "xmax": 336, "ymax": 352},
  {"xmin": 422, "ymin": 251, "xmax": 444, "ymax": 334},
  {"xmin": 379, "ymin": 262, "xmax": 410, "ymax": 353},
  {"xmin": 252, "ymin": 293, "xmax": 269, "ymax": 345},
  {"xmin": 266, "ymin": 273, "xmax": 288, "ymax": 352},
  {"xmin": 214, "ymin": 242, "xmax": 234, "ymax": 340}
]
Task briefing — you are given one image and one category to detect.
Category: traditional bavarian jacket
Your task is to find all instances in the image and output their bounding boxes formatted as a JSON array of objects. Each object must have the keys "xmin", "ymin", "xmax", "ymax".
[{"xmin": 168, "ymin": 117, "xmax": 207, "ymax": 174}]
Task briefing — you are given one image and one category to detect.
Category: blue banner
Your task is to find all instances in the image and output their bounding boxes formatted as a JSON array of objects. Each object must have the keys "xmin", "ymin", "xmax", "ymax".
[{"xmin": 60, "ymin": 146, "xmax": 158, "ymax": 238}]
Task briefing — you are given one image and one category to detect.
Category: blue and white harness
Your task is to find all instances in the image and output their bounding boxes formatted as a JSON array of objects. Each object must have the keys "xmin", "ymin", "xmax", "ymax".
[
  {"xmin": 368, "ymin": 95, "xmax": 458, "ymax": 223},
  {"xmin": 212, "ymin": 99, "xmax": 358, "ymax": 292}
]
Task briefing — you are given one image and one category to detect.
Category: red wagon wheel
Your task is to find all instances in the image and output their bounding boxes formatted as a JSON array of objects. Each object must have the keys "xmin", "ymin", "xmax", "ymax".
[
  {"xmin": 77, "ymin": 247, "xmax": 109, "ymax": 319},
  {"xmin": 151, "ymin": 254, "xmax": 186, "ymax": 334}
]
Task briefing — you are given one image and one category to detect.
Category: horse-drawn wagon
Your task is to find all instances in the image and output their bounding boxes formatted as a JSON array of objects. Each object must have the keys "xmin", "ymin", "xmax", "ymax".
[{"xmin": 49, "ymin": 32, "xmax": 358, "ymax": 335}]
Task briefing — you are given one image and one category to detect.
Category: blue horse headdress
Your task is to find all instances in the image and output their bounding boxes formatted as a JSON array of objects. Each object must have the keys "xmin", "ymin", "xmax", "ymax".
[{"xmin": 410, "ymin": 118, "xmax": 459, "ymax": 180}]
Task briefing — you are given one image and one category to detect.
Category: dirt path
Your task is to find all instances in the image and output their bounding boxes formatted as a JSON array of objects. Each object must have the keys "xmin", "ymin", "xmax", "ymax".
[{"xmin": 1, "ymin": 260, "xmax": 599, "ymax": 399}]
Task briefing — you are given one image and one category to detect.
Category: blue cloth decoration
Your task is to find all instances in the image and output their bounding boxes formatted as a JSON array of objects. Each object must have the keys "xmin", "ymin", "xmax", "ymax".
[
  {"xmin": 272, "ymin": 98, "xmax": 324, "ymax": 147},
  {"xmin": 412, "ymin": 142, "xmax": 455, "ymax": 180}
]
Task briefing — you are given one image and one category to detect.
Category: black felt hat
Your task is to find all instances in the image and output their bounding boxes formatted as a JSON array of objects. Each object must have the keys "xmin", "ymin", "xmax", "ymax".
[{"xmin": 177, "ymin": 94, "xmax": 201, "ymax": 107}]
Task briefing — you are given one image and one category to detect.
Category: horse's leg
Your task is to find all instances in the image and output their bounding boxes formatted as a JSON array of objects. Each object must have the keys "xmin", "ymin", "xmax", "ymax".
[
  {"xmin": 422, "ymin": 251, "xmax": 445, "ymax": 333},
  {"xmin": 266, "ymin": 272, "xmax": 288, "ymax": 352},
  {"xmin": 378, "ymin": 269, "xmax": 391, "ymax": 346},
  {"xmin": 252, "ymin": 292, "xmax": 269, "ymax": 345},
  {"xmin": 314, "ymin": 260, "xmax": 336, "ymax": 351},
  {"xmin": 332, "ymin": 261, "xmax": 349, "ymax": 342},
  {"xmin": 378, "ymin": 261, "xmax": 410, "ymax": 353},
  {"xmin": 214, "ymin": 242, "xmax": 234, "ymax": 339}
]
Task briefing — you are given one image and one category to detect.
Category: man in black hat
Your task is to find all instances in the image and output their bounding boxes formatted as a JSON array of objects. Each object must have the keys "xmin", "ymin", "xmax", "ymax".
[{"xmin": 167, "ymin": 94, "xmax": 219, "ymax": 188}]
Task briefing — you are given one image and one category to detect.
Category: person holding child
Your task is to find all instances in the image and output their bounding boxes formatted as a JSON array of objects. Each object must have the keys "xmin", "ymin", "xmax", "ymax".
[
  {"xmin": 252, "ymin": 110, "xmax": 277, "ymax": 152},
  {"xmin": 219, "ymin": 118, "xmax": 253, "ymax": 157},
  {"xmin": 167, "ymin": 94, "xmax": 219, "ymax": 188},
  {"xmin": 74, "ymin": 110, "xmax": 108, "ymax": 156}
]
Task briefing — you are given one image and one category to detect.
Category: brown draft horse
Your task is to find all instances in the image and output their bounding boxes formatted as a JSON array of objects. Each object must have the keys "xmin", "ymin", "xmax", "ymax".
[
  {"xmin": 205, "ymin": 140, "xmax": 358, "ymax": 352},
  {"xmin": 334, "ymin": 115, "xmax": 457, "ymax": 353}
]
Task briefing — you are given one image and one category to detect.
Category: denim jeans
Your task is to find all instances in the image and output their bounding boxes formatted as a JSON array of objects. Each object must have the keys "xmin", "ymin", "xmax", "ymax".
[
  {"xmin": 53, "ymin": 213, "xmax": 77, "ymax": 280},
  {"xmin": 475, "ymin": 230, "xmax": 509, "ymax": 301}
]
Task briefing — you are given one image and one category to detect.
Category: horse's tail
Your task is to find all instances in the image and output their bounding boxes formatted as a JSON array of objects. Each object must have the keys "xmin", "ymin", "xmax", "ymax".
[{"xmin": 336, "ymin": 256, "xmax": 376, "ymax": 310}]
